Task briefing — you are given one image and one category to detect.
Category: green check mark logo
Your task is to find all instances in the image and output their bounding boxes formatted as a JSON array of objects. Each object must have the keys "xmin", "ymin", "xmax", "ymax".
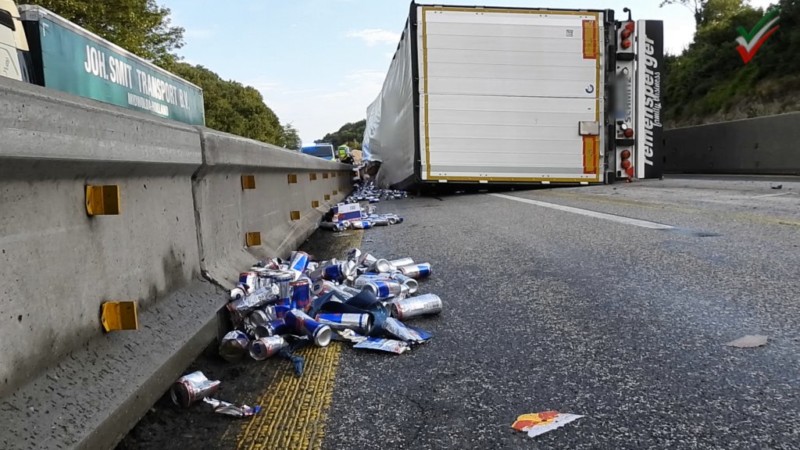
[{"xmin": 735, "ymin": 8, "xmax": 781, "ymax": 64}]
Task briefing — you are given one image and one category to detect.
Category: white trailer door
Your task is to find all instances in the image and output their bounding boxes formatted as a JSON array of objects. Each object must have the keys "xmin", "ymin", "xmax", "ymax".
[{"xmin": 417, "ymin": 6, "xmax": 604, "ymax": 183}]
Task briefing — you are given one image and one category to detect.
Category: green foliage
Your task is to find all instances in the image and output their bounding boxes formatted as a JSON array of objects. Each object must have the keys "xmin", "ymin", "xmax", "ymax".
[
  {"xmin": 279, "ymin": 123, "xmax": 301, "ymax": 150},
  {"xmin": 21, "ymin": 0, "xmax": 184, "ymax": 66},
  {"xmin": 317, "ymin": 120, "xmax": 366, "ymax": 149},
  {"xmin": 169, "ymin": 63, "xmax": 283, "ymax": 145},
  {"xmin": 22, "ymin": 0, "xmax": 293, "ymax": 145},
  {"xmin": 664, "ymin": 0, "xmax": 800, "ymax": 125}
]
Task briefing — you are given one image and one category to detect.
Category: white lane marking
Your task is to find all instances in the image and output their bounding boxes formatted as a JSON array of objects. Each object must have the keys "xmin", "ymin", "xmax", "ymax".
[
  {"xmin": 750, "ymin": 192, "xmax": 795, "ymax": 199},
  {"xmin": 490, "ymin": 193, "xmax": 675, "ymax": 230}
]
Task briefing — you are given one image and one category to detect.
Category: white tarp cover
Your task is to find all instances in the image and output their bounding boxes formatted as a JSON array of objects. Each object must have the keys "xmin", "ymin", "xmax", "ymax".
[{"xmin": 363, "ymin": 20, "xmax": 416, "ymax": 187}]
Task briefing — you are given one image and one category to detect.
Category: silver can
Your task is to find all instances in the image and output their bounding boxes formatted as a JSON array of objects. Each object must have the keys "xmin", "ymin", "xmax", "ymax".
[
  {"xmin": 249, "ymin": 336, "xmax": 288, "ymax": 360},
  {"xmin": 219, "ymin": 330, "xmax": 251, "ymax": 362},
  {"xmin": 390, "ymin": 272, "xmax": 419, "ymax": 294},
  {"xmin": 315, "ymin": 312, "xmax": 373, "ymax": 335},
  {"xmin": 391, "ymin": 294, "xmax": 443, "ymax": 320},
  {"xmin": 363, "ymin": 280, "xmax": 407, "ymax": 300},
  {"xmin": 388, "ymin": 258, "xmax": 415, "ymax": 270},
  {"xmin": 398, "ymin": 263, "xmax": 432, "ymax": 279},
  {"xmin": 170, "ymin": 371, "xmax": 221, "ymax": 407}
]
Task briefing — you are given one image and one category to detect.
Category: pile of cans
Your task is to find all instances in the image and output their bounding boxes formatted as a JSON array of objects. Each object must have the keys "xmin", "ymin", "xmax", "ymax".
[
  {"xmin": 219, "ymin": 249, "xmax": 441, "ymax": 362},
  {"xmin": 345, "ymin": 181, "xmax": 407, "ymax": 204}
]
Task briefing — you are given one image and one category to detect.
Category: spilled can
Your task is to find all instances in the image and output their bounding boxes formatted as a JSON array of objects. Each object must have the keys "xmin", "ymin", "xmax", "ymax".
[
  {"xmin": 249, "ymin": 336, "xmax": 288, "ymax": 360},
  {"xmin": 219, "ymin": 330, "xmax": 251, "ymax": 362},
  {"xmin": 398, "ymin": 263, "xmax": 432, "ymax": 279},
  {"xmin": 291, "ymin": 279, "xmax": 312, "ymax": 311},
  {"xmin": 284, "ymin": 309, "xmax": 333, "ymax": 347},
  {"xmin": 391, "ymin": 294, "xmax": 443, "ymax": 320},
  {"xmin": 319, "ymin": 222, "xmax": 346, "ymax": 232},
  {"xmin": 171, "ymin": 371, "xmax": 221, "ymax": 407},
  {"xmin": 315, "ymin": 313, "xmax": 373, "ymax": 335},
  {"xmin": 390, "ymin": 272, "xmax": 419, "ymax": 294},
  {"xmin": 322, "ymin": 262, "xmax": 345, "ymax": 281},
  {"xmin": 274, "ymin": 304, "xmax": 291, "ymax": 320},
  {"xmin": 289, "ymin": 251, "xmax": 310, "ymax": 277},
  {"xmin": 388, "ymin": 258, "xmax": 415, "ymax": 270},
  {"xmin": 227, "ymin": 287, "xmax": 275, "ymax": 324},
  {"xmin": 273, "ymin": 272, "xmax": 294, "ymax": 304},
  {"xmin": 350, "ymin": 220, "xmax": 373, "ymax": 230},
  {"xmin": 243, "ymin": 307, "xmax": 276, "ymax": 336},
  {"xmin": 239, "ymin": 271, "xmax": 259, "ymax": 290},
  {"xmin": 363, "ymin": 280, "xmax": 408, "ymax": 300}
]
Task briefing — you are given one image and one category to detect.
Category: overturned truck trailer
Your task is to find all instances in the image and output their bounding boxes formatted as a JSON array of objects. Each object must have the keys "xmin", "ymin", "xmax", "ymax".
[{"xmin": 363, "ymin": 2, "xmax": 664, "ymax": 189}]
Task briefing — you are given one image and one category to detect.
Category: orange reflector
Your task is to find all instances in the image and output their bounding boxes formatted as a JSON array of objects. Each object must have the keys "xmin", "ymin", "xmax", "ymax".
[
  {"xmin": 622, "ymin": 39, "xmax": 632, "ymax": 49},
  {"xmin": 626, "ymin": 21, "xmax": 635, "ymax": 32},
  {"xmin": 621, "ymin": 29, "xmax": 632, "ymax": 39},
  {"xmin": 620, "ymin": 149, "xmax": 632, "ymax": 160},
  {"xmin": 621, "ymin": 159, "xmax": 632, "ymax": 170},
  {"xmin": 624, "ymin": 128, "xmax": 634, "ymax": 138},
  {"xmin": 582, "ymin": 20, "xmax": 598, "ymax": 59},
  {"xmin": 582, "ymin": 136, "xmax": 598, "ymax": 174}
]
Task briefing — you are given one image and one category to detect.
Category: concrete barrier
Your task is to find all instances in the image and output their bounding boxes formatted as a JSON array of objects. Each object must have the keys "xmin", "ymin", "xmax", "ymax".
[
  {"xmin": 0, "ymin": 75, "xmax": 351, "ymax": 449},
  {"xmin": 664, "ymin": 113, "xmax": 800, "ymax": 175},
  {"xmin": 194, "ymin": 129, "xmax": 351, "ymax": 288}
]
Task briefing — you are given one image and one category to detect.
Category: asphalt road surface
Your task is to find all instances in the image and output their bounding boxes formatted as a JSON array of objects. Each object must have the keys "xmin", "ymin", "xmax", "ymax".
[{"xmin": 122, "ymin": 176, "xmax": 800, "ymax": 450}]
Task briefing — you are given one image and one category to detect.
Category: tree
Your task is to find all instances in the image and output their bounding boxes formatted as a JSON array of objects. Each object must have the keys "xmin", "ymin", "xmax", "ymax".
[
  {"xmin": 21, "ymin": 0, "xmax": 184, "ymax": 66},
  {"xmin": 170, "ymin": 63, "xmax": 283, "ymax": 145},
  {"xmin": 317, "ymin": 120, "xmax": 366, "ymax": 149},
  {"xmin": 660, "ymin": 0, "xmax": 707, "ymax": 26},
  {"xmin": 280, "ymin": 123, "xmax": 301, "ymax": 150}
]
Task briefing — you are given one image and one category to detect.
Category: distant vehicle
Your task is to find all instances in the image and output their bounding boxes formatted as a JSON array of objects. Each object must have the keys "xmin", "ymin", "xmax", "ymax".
[
  {"xmin": 301, "ymin": 143, "xmax": 336, "ymax": 161},
  {"xmin": 0, "ymin": 1, "xmax": 205, "ymax": 125}
]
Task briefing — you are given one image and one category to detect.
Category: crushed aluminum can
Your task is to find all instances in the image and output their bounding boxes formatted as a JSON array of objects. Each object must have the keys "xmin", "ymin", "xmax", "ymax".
[
  {"xmin": 291, "ymin": 278, "xmax": 312, "ymax": 311},
  {"xmin": 171, "ymin": 371, "xmax": 221, "ymax": 407},
  {"xmin": 243, "ymin": 307, "xmax": 276, "ymax": 336},
  {"xmin": 227, "ymin": 287, "xmax": 276, "ymax": 324},
  {"xmin": 383, "ymin": 317, "xmax": 432, "ymax": 344},
  {"xmin": 353, "ymin": 273, "xmax": 392, "ymax": 288},
  {"xmin": 249, "ymin": 336, "xmax": 288, "ymax": 360},
  {"xmin": 398, "ymin": 263, "xmax": 432, "ymax": 279},
  {"xmin": 370, "ymin": 217, "xmax": 391, "ymax": 226},
  {"xmin": 203, "ymin": 397, "xmax": 261, "ymax": 417},
  {"xmin": 346, "ymin": 248, "xmax": 362, "ymax": 263},
  {"xmin": 315, "ymin": 313, "xmax": 373, "ymax": 335},
  {"xmin": 363, "ymin": 280, "xmax": 408, "ymax": 300},
  {"xmin": 319, "ymin": 221, "xmax": 346, "ymax": 232},
  {"xmin": 353, "ymin": 337, "xmax": 410, "ymax": 354},
  {"xmin": 284, "ymin": 309, "xmax": 333, "ymax": 347},
  {"xmin": 388, "ymin": 258, "xmax": 415, "ymax": 270},
  {"xmin": 390, "ymin": 272, "xmax": 419, "ymax": 294},
  {"xmin": 391, "ymin": 293, "xmax": 443, "ymax": 320},
  {"xmin": 219, "ymin": 330, "xmax": 251, "ymax": 362},
  {"xmin": 229, "ymin": 284, "xmax": 249, "ymax": 301},
  {"xmin": 274, "ymin": 304, "xmax": 291, "ymax": 320}
]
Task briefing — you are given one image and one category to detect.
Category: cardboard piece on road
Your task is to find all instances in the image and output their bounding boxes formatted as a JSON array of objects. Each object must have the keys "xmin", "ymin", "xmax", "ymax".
[
  {"xmin": 512, "ymin": 411, "xmax": 584, "ymax": 438},
  {"xmin": 334, "ymin": 203, "xmax": 362, "ymax": 222},
  {"xmin": 726, "ymin": 335, "xmax": 768, "ymax": 348}
]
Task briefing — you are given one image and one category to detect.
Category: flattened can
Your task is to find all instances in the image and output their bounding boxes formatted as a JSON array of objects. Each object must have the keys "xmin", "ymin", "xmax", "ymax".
[
  {"xmin": 291, "ymin": 279, "xmax": 312, "ymax": 311},
  {"xmin": 284, "ymin": 309, "xmax": 333, "ymax": 347},
  {"xmin": 219, "ymin": 330, "xmax": 251, "ymax": 362},
  {"xmin": 391, "ymin": 294, "xmax": 443, "ymax": 320},
  {"xmin": 243, "ymin": 307, "xmax": 276, "ymax": 335},
  {"xmin": 323, "ymin": 262, "xmax": 344, "ymax": 281},
  {"xmin": 364, "ymin": 280, "xmax": 407, "ymax": 300},
  {"xmin": 315, "ymin": 313, "xmax": 373, "ymax": 335},
  {"xmin": 227, "ymin": 287, "xmax": 275, "ymax": 324},
  {"xmin": 249, "ymin": 336, "xmax": 288, "ymax": 360},
  {"xmin": 350, "ymin": 220, "xmax": 372, "ymax": 230},
  {"xmin": 170, "ymin": 371, "xmax": 221, "ymax": 407},
  {"xmin": 398, "ymin": 263, "xmax": 432, "ymax": 279}
]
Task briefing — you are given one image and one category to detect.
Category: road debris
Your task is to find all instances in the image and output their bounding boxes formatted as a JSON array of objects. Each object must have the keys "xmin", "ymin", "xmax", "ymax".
[
  {"xmin": 320, "ymin": 182, "xmax": 407, "ymax": 232},
  {"xmin": 170, "ymin": 371, "xmax": 221, "ymax": 407},
  {"xmin": 726, "ymin": 335, "xmax": 768, "ymax": 348},
  {"xmin": 512, "ymin": 411, "xmax": 584, "ymax": 438},
  {"xmin": 202, "ymin": 398, "xmax": 261, "ymax": 418},
  {"xmin": 218, "ymin": 249, "xmax": 439, "ymax": 362}
]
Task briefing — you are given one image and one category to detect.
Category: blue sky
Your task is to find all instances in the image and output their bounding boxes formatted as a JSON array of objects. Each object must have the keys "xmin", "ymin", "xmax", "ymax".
[{"xmin": 164, "ymin": 0, "xmax": 773, "ymax": 145}]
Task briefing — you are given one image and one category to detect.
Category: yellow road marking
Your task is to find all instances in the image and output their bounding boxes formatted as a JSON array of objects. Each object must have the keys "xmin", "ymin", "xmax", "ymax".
[{"xmin": 229, "ymin": 344, "xmax": 342, "ymax": 450}]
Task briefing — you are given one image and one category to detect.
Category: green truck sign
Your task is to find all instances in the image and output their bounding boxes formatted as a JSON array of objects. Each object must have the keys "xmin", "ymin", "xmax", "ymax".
[{"xmin": 20, "ymin": 6, "xmax": 205, "ymax": 125}]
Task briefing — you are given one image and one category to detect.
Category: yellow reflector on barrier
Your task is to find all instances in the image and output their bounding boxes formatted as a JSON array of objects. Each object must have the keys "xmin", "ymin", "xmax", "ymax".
[
  {"xmin": 322, "ymin": 173, "xmax": 329, "ymax": 179},
  {"xmin": 333, "ymin": 190, "xmax": 339, "ymax": 195},
  {"xmin": 287, "ymin": 174, "xmax": 298, "ymax": 184},
  {"xmin": 245, "ymin": 232, "xmax": 262, "ymax": 247},
  {"xmin": 312, "ymin": 200, "xmax": 320, "ymax": 208},
  {"xmin": 101, "ymin": 301, "xmax": 139, "ymax": 332},
  {"xmin": 85, "ymin": 185, "xmax": 121, "ymax": 216},
  {"xmin": 290, "ymin": 211, "xmax": 301, "ymax": 221},
  {"xmin": 241, "ymin": 175, "xmax": 256, "ymax": 190},
  {"xmin": 324, "ymin": 194, "xmax": 331, "ymax": 201},
  {"xmin": 309, "ymin": 173, "xmax": 318, "ymax": 181}
]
